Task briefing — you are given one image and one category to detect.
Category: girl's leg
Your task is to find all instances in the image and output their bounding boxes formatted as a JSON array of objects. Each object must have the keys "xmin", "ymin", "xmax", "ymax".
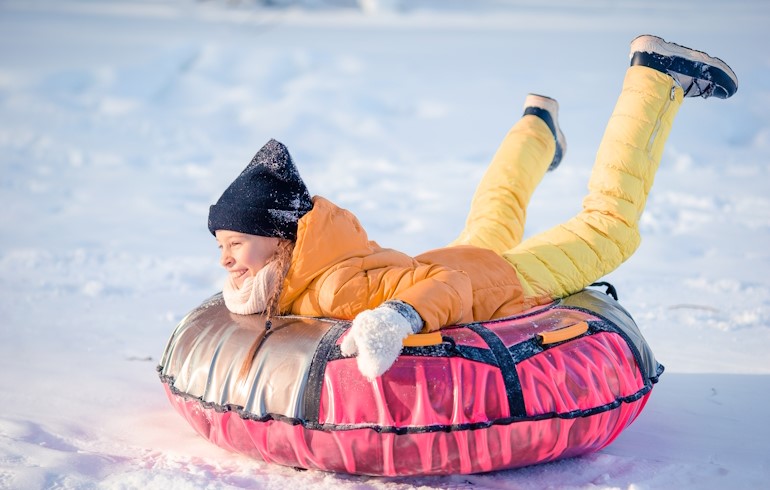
[
  {"xmin": 450, "ymin": 96, "xmax": 564, "ymax": 254},
  {"xmin": 503, "ymin": 65, "xmax": 681, "ymax": 304},
  {"xmin": 502, "ymin": 34, "xmax": 738, "ymax": 306}
]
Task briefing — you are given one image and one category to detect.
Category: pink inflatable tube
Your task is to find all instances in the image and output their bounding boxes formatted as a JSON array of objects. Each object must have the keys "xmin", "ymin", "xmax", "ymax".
[{"xmin": 157, "ymin": 287, "xmax": 662, "ymax": 475}]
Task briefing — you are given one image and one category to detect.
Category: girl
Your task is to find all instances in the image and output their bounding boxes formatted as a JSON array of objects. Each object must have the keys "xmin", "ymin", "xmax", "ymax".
[{"xmin": 209, "ymin": 35, "xmax": 738, "ymax": 380}]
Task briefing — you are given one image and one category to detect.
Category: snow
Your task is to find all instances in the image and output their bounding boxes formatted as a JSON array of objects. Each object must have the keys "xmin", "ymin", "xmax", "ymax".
[{"xmin": 1, "ymin": 0, "xmax": 769, "ymax": 488}]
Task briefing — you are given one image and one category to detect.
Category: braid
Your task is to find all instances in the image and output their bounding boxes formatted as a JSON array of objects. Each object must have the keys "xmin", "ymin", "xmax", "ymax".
[{"xmin": 264, "ymin": 239, "xmax": 295, "ymax": 320}]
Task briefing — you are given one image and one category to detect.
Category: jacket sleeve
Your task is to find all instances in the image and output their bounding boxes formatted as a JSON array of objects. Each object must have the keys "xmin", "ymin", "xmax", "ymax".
[{"xmin": 315, "ymin": 262, "xmax": 474, "ymax": 332}]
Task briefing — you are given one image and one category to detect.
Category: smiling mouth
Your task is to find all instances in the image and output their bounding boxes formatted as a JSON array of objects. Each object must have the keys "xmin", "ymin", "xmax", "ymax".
[{"xmin": 230, "ymin": 269, "xmax": 247, "ymax": 280}]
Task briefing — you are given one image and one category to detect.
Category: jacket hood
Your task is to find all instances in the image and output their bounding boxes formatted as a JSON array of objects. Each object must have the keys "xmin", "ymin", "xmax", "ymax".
[{"xmin": 279, "ymin": 196, "xmax": 375, "ymax": 310}]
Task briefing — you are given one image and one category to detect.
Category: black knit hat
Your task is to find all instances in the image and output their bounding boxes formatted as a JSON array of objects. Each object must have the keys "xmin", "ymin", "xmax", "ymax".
[{"xmin": 208, "ymin": 139, "xmax": 313, "ymax": 240}]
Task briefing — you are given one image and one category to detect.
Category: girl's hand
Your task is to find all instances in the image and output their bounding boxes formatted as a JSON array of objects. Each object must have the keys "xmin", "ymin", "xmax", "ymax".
[{"xmin": 340, "ymin": 301, "xmax": 423, "ymax": 380}]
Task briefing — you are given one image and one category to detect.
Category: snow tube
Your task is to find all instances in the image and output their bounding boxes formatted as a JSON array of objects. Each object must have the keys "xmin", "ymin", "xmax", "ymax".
[{"xmin": 157, "ymin": 288, "xmax": 662, "ymax": 476}]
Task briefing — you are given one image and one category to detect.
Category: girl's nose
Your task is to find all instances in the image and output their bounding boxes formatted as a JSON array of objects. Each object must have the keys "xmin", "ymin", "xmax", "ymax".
[{"xmin": 220, "ymin": 250, "xmax": 234, "ymax": 268}]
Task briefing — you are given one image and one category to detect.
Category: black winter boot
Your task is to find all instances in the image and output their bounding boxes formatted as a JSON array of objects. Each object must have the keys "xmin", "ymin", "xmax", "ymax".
[
  {"xmin": 522, "ymin": 94, "xmax": 567, "ymax": 171},
  {"xmin": 629, "ymin": 35, "xmax": 738, "ymax": 99}
]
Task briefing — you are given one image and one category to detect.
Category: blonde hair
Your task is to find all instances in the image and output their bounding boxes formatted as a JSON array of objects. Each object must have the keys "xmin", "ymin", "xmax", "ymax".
[
  {"xmin": 230, "ymin": 238, "xmax": 296, "ymax": 383},
  {"xmin": 264, "ymin": 238, "xmax": 295, "ymax": 320}
]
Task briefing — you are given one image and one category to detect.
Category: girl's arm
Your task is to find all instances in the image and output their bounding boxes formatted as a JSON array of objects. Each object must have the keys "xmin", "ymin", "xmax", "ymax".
[{"xmin": 316, "ymin": 263, "xmax": 474, "ymax": 332}]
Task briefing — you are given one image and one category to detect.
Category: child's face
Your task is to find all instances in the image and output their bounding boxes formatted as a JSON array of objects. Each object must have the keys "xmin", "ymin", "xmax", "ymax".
[{"xmin": 215, "ymin": 230, "xmax": 280, "ymax": 289}]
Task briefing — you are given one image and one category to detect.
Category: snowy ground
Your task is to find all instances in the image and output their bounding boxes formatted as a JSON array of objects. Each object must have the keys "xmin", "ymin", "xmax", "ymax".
[{"xmin": 1, "ymin": 0, "xmax": 769, "ymax": 488}]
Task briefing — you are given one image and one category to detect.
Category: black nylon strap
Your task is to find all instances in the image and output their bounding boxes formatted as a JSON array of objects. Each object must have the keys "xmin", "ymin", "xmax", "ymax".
[
  {"xmin": 325, "ymin": 341, "xmax": 497, "ymax": 366},
  {"xmin": 302, "ymin": 321, "xmax": 349, "ymax": 424},
  {"xmin": 467, "ymin": 323, "xmax": 527, "ymax": 419},
  {"xmin": 305, "ymin": 322, "xmax": 528, "ymax": 421}
]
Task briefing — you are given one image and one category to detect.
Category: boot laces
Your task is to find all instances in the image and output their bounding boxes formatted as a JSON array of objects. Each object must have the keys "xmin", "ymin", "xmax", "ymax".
[
  {"xmin": 684, "ymin": 78, "xmax": 714, "ymax": 98},
  {"xmin": 672, "ymin": 72, "xmax": 714, "ymax": 98}
]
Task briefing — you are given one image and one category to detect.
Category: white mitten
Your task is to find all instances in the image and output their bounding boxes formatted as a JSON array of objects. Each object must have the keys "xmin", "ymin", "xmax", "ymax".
[{"xmin": 340, "ymin": 300, "xmax": 424, "ymax": 380}]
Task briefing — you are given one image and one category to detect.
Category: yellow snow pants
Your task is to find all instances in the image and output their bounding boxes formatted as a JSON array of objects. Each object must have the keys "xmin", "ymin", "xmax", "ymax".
[{"xmin": 451, "ymin": 65, "xmax": 683, "ymax": 304}]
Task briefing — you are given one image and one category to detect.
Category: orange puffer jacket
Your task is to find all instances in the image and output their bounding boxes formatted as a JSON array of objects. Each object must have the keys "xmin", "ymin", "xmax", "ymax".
[{"xmin": 278, "ymin": 196, "xmax": 529, "ymax": 332}]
